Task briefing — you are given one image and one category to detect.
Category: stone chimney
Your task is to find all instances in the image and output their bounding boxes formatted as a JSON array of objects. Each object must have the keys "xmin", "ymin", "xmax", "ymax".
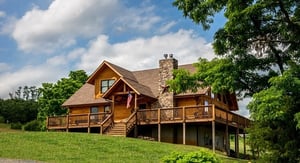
[{"xmin": 158, "ymin": 54, "xmax": 178, "ymax": 108}]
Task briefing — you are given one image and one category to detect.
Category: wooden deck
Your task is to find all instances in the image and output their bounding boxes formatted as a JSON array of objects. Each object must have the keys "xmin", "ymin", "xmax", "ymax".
[{"xmin": 47, "ymin": 105, "xmax": 250, "ymax": 131}]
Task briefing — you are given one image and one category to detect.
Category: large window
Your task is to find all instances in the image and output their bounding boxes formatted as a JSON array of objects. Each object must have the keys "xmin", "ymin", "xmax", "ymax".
[{"xmin": 101, "ymin": 79, "xmax": 115, "ymax": 93}]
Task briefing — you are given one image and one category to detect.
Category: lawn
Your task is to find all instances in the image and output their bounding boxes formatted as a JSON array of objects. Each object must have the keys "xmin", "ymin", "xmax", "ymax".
[{"xmin": 0, "ymin": 124, "xmax": 252, "ymax": 163}]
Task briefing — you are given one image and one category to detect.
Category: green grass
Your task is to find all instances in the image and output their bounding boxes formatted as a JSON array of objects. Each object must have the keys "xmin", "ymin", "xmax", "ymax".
[{"xmin": 0, "ymin": 124, "xmax": 252, "ymax": 163}]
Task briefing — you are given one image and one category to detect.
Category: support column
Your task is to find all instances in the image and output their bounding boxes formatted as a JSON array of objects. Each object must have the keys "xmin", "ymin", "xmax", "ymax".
[
  {"xmin": 158, "ymin": 123, "xmax": 161, "ymax": 142},
  {"xmin": 212, "ymin": 121, "xmax": 215, "ymax": 153},
  {"xmin": 225, "ymin": 113, "xmax": 229, "ymax": 155},
  {"xmin": 183, "ymin": 123, "xmax": 186, "ymax": 145},
  {"xmin": 235, "ymin": 128, "xmax": 239, "ymax": 158},
  {"xmin": 243, "ymin": 132, "xmax": 246, "ymax": 156}
]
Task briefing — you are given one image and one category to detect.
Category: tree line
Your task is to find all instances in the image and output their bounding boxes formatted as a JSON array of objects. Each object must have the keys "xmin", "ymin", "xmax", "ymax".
[{"xmin": 0, "ymin": 70, "xmax": 88, "ymax": 130}]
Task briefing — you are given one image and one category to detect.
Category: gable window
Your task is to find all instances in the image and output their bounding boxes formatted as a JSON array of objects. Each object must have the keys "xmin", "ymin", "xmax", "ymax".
[{"xmin": 101, "ymin": 79, "xmax": 115, "ymax": 93}]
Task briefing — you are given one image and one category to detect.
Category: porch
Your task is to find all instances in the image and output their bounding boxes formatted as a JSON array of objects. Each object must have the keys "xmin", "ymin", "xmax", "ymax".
[{"xmin": 47, "ymin": 104, "xmax": 250, "ymax": 156}]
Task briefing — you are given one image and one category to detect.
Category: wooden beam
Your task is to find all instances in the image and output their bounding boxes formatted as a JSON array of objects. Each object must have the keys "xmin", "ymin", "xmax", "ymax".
[{"xmin": 134, "ymin": 93, "xmax": 137, "ymax": 111}]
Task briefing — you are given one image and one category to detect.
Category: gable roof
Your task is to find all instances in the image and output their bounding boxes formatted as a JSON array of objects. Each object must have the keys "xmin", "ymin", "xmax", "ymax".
[
  {"xmin": 63, "ymin": 61, "xmax": 218, "ymax": 107},
  {"xmin": 86, "ymin": 61, "xmax": 136, "ymax": 84},
  {"xmin": 62, "ymin": 83, "xmax": 110, "ymax": 107}
]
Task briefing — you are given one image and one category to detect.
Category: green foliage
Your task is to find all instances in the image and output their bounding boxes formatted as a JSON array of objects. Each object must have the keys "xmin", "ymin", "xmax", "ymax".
[
  {"xmin": 172, "ymin": 0, "xmax": 300, "ymax": 162},
  {"xmin": 10, "ymin": 122, "xmax": 22, "ymax": 130},
  {"xmin": 0, "ymin": 116, "xmax": 4, "ymax": 123},
  {"xmin": 248, "ymin": 66, "xmax": 300, "ymax": 162},
  {"xmin": 162, "ymin": 150, "xmax": 220, "ymax": 163},
  {"xmin": 37, "ymin": 70, "xmax": 88, "ymax": 129},
  {"xmin": 23, "ymin": 120, "xmax": 42, "ymax": 131},
  {"xmin": 0, "ymin": 99, "xmax": 38, "ymax": 124}
]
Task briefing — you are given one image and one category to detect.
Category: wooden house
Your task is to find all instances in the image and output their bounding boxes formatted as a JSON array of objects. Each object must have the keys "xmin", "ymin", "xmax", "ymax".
[{"xmin": 47, "ymin": 54, "xmax": 250, "ymax": 156}]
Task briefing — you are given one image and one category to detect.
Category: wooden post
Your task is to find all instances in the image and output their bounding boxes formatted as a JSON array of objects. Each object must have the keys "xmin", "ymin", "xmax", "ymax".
[
  {"xmin": 66, "ymin": 115, "xmax": 69, "ymax": 132},
  {"xmin": 158, "ymin": 108, "xmax": 161, "ymax": 142},
  {"xmin": 243, "ymin": 132, "xmax": 246, "ymax": 156},
  {"xmin": 134, "ymin": 93, "xmax": 137, "ymax": 111},
  {"xmin": 235, "ymin": 128, "xmax": 239, "ymax": 158},
  {"xmin": 158, "ymin": 123, "xmax": 161, "ymax": 142},
  {"xmin": 212, "ymin": 120, "xmax": 215, "ymax": 153},
  {"xmin": 225, "ymin": 112, "xmax": 229, "ymax": 155},
  {"xmin": 88, "ymin": 113, "xmax": 91, "ymax": 133},
  {"xmin": 183, "ymin": 122, "xmax": 186, "ymax": 145}
]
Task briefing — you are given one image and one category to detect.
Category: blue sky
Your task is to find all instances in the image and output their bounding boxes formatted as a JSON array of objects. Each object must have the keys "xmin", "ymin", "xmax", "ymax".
[{"xmin": 0, "ymin": 0, "xmax": 249, "ymax": 116}]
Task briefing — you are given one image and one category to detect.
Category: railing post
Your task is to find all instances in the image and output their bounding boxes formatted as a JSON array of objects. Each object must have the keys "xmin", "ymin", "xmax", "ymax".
[{"xmin": 183, "ymin": 107, "xmax": 186, "ymax": 122}]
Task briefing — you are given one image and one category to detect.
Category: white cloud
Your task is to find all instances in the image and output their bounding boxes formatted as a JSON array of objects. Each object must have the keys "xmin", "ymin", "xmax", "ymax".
[
  {"xmin": 158, "ymin": 21, "xmax": 177, "ymax": 34},
  {"xmin": 77, "ymin": 29, "xmax": 215, "ymax": 73},
  {"xmin": 0, "ymin": 64, "xmax": 68, "ymax": 99},
  {"xmin": 0, "ymin": 11, "xmax": 5, "ymax": 18},
  {"xmin": 12, "ymin": 0, "xmax": 120, "ymax": 53},
  {"xmin": 0, "ymin": 62, "xmax": 11, "ymax": 73}
]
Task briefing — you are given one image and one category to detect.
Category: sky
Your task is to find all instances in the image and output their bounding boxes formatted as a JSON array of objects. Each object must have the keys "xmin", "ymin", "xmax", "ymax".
[{"xmin": 0, "ymin": 0, "xmax": 249, "ymax": 117}]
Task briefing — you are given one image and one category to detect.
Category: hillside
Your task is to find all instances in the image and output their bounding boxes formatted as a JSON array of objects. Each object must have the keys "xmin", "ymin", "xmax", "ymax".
[{"xmin": 0, "ymin": 128, "xmax": 250, "ymax": 162}]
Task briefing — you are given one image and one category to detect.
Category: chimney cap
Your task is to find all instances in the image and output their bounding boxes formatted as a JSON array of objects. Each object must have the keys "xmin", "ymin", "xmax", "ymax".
[
  {"xmin": 163, "ymin": 54, "xmax": 168, "ymax": 59},
  {"xmin": 169, "ymin": 54, "xmax": 173, "ymax": 58}
]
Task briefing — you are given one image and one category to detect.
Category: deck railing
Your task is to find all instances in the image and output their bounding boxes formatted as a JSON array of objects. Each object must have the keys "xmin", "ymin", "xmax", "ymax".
[
  {"xmin": 137, "ymin": 105, "xmax": 250, "ymax": 129},
  {"xmin": 47, "ymin": 112, "xmax": 112, "ymax": 130},
  {"xmin": 47, "ymin": 105, "xmax": 250, "ymax": 130}
]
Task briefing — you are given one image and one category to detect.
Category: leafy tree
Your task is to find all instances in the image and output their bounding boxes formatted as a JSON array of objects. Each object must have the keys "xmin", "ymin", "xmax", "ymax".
[
  {"xmin": 37, "ymin": 70, "xmax": 88, "ymax": 124},
  {"xmin": 0, "ymin": 86, "xmax": 39, "ymax": 124},
  {"xmin": 172, "ymin": 0, "xmax": 300, "ymax": 161}
]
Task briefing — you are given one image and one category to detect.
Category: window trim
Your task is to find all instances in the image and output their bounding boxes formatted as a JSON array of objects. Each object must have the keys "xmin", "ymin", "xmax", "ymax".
[{"xmin": 100, "ymin": 79, "xmax": 115, "ymax": 93}]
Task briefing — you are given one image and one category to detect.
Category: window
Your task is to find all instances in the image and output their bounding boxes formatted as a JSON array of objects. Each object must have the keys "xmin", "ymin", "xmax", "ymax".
[
  {"xmin": 104, "ymin": 105, "xmax": 111, "ymax": 113},
  {"xmin": 90, "ymin": 106, "xmax": 99, "ymax": 120},
  {"xmin": 101, "ymin": 79, "xmax": 115, "ymax": 93},
  {"xmin": 90, "ymin": 106, "xmax": 99, "ymax": 113}
]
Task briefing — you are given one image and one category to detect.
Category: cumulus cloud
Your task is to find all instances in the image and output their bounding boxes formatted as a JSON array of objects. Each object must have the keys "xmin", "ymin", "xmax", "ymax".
[
  {"xmin": 0, "ymin": 62, "xmax": 11, "ymax": 73},
  {"xmin": 0, "ymin": 64, "xmax": 68, "ymax": 98},
  {"xmin": 11, "ymin": 0, "xmax": 167, "ymax": 54},
  {"xmin": 12, "ymin": 0, "xmax": 121, "ymax": 53},
  {"xmin": 0, "ymin": 11, "xmax": 5, "ymax": 18},
  {"xmin": 77, "ymin": 29, "xmax": 215, "ymax": 73}
]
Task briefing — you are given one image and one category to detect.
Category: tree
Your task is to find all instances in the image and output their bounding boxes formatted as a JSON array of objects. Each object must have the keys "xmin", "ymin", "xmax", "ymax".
[
  {"xmin": 37, "ymin": 70, "xmax": 88, "ymax": 125},
  {"xmin": 172, "ymin": 0, "xmax": 300, "ymax": 161},
  {"xmin": 0, "ymin": 86, "xmax": 39, "ymax": 124}
]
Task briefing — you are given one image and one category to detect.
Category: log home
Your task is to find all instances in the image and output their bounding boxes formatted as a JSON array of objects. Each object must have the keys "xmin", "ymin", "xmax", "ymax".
[{"xmin": 47, "ymin": 54, "xmax": 250, "ymax": 156}]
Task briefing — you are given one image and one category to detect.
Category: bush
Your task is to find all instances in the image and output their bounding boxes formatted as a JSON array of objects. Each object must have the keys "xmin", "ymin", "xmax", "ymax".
[
  {"xmin": 0, "ymin": 116, "xmax": 5, "ymax": 123},
  {"xmin": 23, "ymin": 120, "xmax": 41, "ymax": 131},
  {"xmin": 11, "ymin": 122, "xmax": 22, "ymax": 130},
  {"xmin": 162, "ymin": 150, "xmax": 220, "ymax": 163}
]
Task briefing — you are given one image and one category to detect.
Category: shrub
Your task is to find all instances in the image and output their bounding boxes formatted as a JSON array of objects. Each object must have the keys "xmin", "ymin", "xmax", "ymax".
[
  {"xmin": 23, "ymin": 120, "xmax": 41, "ymax": 131},
  {"xmin": 162, "ymin": 150, "xmax": 220, "ymax": 163},
  {"xmin": 0, "ymin": 116, "xmax": 5, "ymax": 123},
  {"xmin": 11, "ymin": 122, "xmax": 22, "ymax": 130}
]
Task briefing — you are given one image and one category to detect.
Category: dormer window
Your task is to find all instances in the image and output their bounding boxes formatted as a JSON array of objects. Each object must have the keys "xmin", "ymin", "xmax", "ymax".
[{"xmin": 101, "ymin": 79, "xmax": 115, "ymax": 93}]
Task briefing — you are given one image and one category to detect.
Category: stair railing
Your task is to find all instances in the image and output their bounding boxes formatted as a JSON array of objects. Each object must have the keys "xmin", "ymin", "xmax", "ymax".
[
  {"xmin": 125, "ymin": 110, "xmax": 137, "ymax": 136},
  {"xmin": 100, "ymin": 113, "xmax": 113, "ymax": 134}
]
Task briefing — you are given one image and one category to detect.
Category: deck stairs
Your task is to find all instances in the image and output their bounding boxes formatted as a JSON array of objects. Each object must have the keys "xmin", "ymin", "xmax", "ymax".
[{"xmin": 106, "ymin": 122, "xmax": 127, "ymax": 136}]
